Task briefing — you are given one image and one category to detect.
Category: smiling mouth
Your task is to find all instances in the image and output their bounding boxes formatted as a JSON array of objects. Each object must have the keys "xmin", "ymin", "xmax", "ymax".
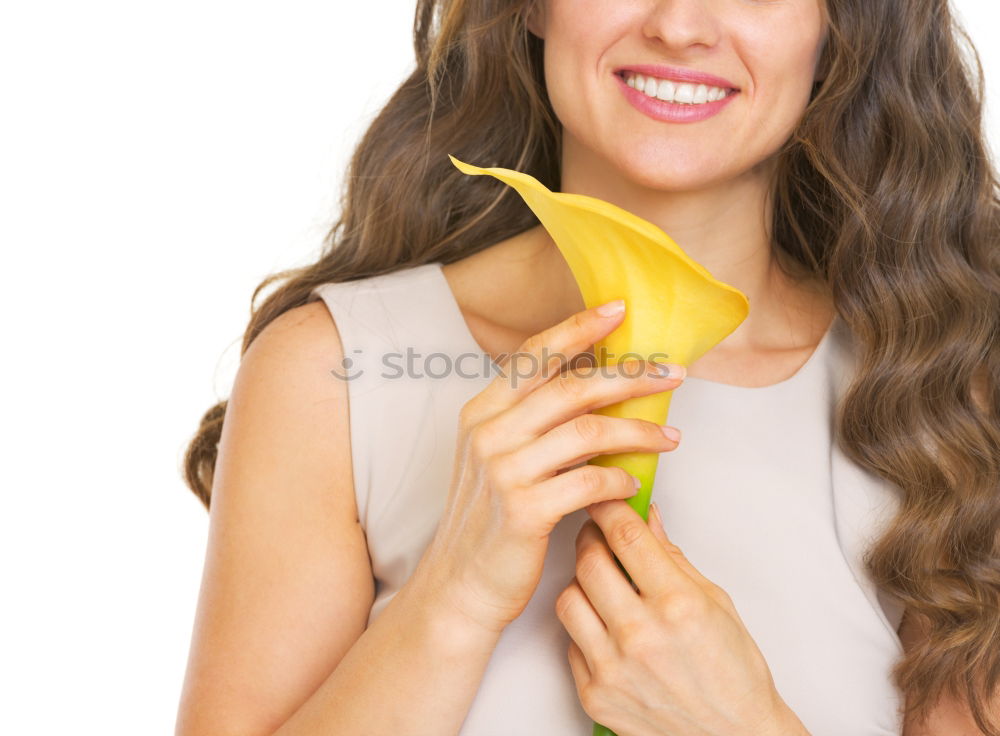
[{"xmin": 615, "ymin": 70, "xmax": 739, "ymax": 105}]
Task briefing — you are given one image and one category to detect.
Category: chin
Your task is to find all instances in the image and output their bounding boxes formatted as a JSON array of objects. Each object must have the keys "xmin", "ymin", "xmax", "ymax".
[{"xmin": 612, "ymin": 152, "xmax": 727, "ymax": 194}]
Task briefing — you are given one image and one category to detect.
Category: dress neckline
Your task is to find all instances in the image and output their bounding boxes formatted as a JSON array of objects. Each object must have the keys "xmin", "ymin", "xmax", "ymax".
[
  {"xmin": 683, "ymin": 313, "xmax": 838, "ymax": 392},
  {"xmin": 430, "ymin": 260, "xmax": 838, "ymax": 392}
]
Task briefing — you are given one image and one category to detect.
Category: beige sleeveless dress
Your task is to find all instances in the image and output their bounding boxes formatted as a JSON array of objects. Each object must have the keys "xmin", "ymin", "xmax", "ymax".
[{"xmin": 308, "ymin": 261, "xmax": 907, "ymax": 735}]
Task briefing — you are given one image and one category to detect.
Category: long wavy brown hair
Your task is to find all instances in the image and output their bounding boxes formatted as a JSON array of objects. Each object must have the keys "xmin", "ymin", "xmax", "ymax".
[{"xmin": 182, "ymin": 0, "xmax": 1000, "ymax": 731}]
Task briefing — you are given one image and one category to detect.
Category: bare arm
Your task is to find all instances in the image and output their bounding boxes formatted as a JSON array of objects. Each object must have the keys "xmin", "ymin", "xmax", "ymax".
[
  {"xmin": 273, "ymin": 556, "xmax": 502, "ymax": 735},
  {"xmin": 175, "ymin": 301, "xmax": 501, "ymax": 736}
]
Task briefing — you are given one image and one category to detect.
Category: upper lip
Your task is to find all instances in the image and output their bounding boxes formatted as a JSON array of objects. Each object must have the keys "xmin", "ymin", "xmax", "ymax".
[{"xmin": 615, "ymin": 64, "xmax": 739, "ymax": 91}]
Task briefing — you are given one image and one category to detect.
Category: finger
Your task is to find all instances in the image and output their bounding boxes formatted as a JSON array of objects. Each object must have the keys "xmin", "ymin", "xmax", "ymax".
[
  {"xmin": 506, "ymin": 414, "xmax": 680, "ymax": 485},
  {"xmin": 647, "ymin": 501, "xmax": 716, "ymax": 591},
  {"xmin": 573, "ymin": 519, "xmax": 644, "ymax": 633},
  {"xmin": 586, "ymin": 499, "xmax": 694, "ymax": 600},
  {"xmin": 555, "ymin": 577, "xmax": 611, "ymax": 672},
  {"xmin": 567, "ymin": 639, "xmax": 593, "ymax": 695},
  {"xmin": 493, "ymin": 357, "xmax": 684, "ymax": 447},
  {"xmin": 470, "ymin": 300, "xmax": 628, "ymax": 420},
  {"xmin": 529, "ymin": 464, "xmax": 641, "ymax": 522}
]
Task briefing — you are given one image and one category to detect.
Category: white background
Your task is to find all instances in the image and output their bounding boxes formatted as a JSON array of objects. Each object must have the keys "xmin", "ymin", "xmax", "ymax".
[{"xmin": 2, "ymin": 1, "xmax": 997, "ymax": 733}]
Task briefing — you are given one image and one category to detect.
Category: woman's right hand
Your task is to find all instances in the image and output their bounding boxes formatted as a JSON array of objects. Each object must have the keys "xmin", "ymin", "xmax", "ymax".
[{"xmin": 413, "ymin": 299, "xmax": 686, "ymax": 635}]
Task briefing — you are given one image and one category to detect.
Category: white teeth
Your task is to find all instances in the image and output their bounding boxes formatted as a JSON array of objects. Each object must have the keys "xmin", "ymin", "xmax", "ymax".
[
  {"xmin": 655, "ymin": 80, "xmax": 675, "ymax": 102},
  {"xmin": 623, "ymin": 72, "xmax": 730, "ymax": 105},
  {"xmin": 673, "ymin": 83, "xmax": 694, "ymax": 103}
]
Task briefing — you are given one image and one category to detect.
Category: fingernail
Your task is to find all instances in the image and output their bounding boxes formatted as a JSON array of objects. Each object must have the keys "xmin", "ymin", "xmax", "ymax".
[
  {"xmin": 632, "ymin": 474, "xmax": 641, "ymax": 489},
  {"xmin": 650, "ymin": 501, "xmax": 664, "ymax": 529},
  {"xmin": 660, "ymin": 425, "xmax": 681, "ymax": 442},
  {"xmin": 651, "ymin": 361, "xmax": 686, "ymax": 379},
  {"xmin": 596, "ymin": 299, "xmax": 625, "ymax": 317}
]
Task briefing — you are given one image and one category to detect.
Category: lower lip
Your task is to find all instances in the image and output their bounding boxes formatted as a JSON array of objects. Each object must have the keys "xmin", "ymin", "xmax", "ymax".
[{"xmin": 614, "ymin": 73, "xmax": 738, "ymax": 123}]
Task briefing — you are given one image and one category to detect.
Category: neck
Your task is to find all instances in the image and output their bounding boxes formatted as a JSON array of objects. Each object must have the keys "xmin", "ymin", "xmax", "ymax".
[{"xmin": 554, "ymin": 135, "xmax": 833, "ymax": 349}]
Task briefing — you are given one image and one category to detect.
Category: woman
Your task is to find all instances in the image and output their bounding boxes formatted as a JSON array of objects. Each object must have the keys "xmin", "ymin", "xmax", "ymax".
[{"xmin": 176, "ymin": 0, "xmax": 1000, "ymax": 734}]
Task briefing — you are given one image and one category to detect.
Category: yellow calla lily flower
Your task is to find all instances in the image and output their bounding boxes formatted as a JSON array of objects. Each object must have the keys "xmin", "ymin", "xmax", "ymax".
[{"xmin": 449, "ymin": 154, "xmax": 749, "ymax": 525}]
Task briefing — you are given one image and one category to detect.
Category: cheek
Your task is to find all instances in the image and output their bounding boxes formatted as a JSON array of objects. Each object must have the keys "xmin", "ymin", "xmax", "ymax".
[
  {"xmin": 735, "ymin": 11, "xmax": 826, "ymax": 137},
  {"xmin": 542, "ymin": 0, "xmax": 631, "ymax": 120},
  {"xmin": 740, "ymin": 4, "xmax": 826, "ymax": 100}
]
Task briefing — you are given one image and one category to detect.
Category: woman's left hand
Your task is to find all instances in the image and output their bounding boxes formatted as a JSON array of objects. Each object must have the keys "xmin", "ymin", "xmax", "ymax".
[{"xmin": 556, "ymin": 498, "xmax": 810, "ymax": 736}]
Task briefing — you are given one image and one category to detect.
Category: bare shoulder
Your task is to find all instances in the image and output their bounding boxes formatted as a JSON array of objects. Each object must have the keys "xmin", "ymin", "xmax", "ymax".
[
  {"xmin": 241, "ymin": 299, "xmax": 346, "ymax": 378},
  {"xmin": 176, "ymin": 298, "xmax": 374, "ymax": 736},
  {"xmin": 226, "ymin": 297, "xmax": 358, "ymax": 517}
]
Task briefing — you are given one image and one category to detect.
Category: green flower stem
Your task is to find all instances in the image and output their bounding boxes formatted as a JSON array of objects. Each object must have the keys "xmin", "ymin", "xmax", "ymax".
[{"xmin": 586, "ymin": 456, "xmax": 658, "ymax": 736}]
